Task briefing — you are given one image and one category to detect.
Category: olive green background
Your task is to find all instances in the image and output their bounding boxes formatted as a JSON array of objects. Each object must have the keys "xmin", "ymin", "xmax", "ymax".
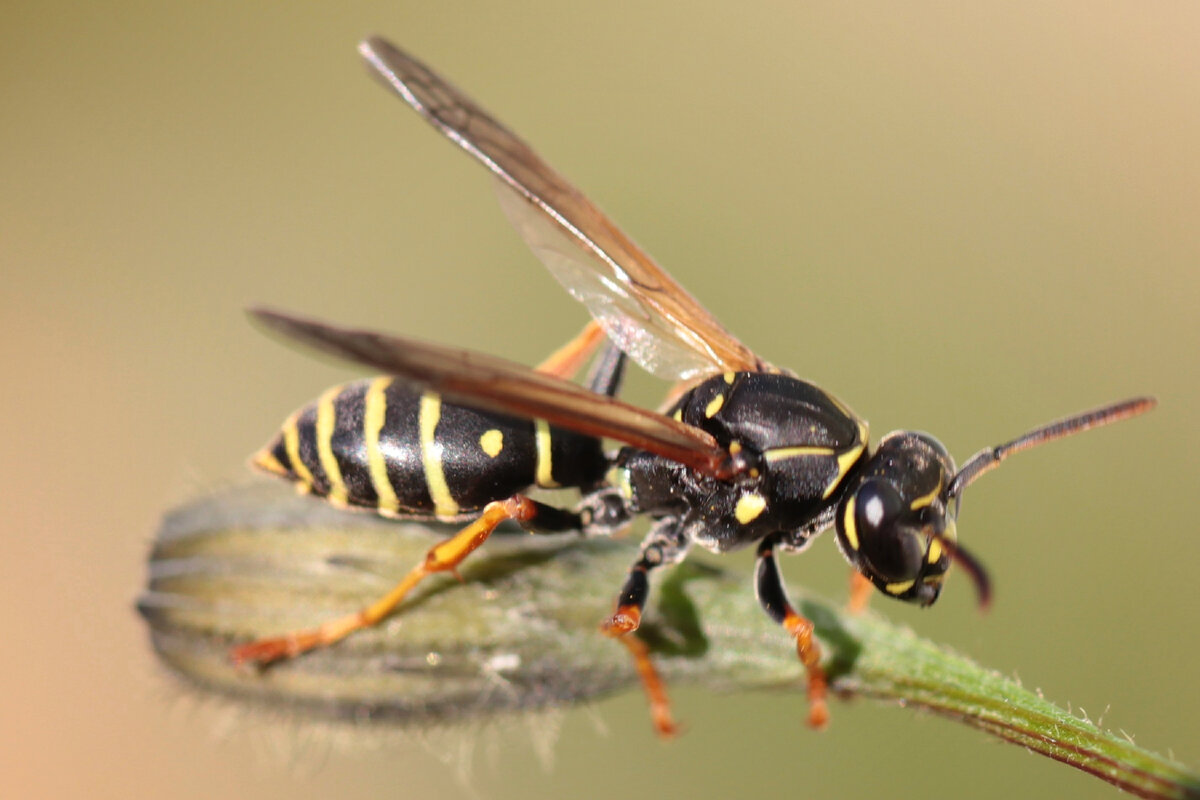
[{"xmin": 4, "ymin": 2, "xmax": 1196, "ymax": 798}]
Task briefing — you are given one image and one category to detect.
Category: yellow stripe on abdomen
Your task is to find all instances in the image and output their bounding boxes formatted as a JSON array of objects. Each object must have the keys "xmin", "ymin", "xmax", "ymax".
[
  {"xmin": 419, "ymin": 392, "xmax": 460, "ymax": 518},
  {"xmin": 316, "ymin": 384, "xmax": 348, "ymax": 507},
  {"xmin": 364, "ymin": 377, "xmax": 400, "ymax": 516},
  {"xmin": 534, "ymin": 419, "xmax": 558, "ymax": 488}
]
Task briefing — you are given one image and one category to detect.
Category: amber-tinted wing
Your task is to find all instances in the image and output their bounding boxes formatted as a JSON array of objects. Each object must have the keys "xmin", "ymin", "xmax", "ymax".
[
  {"xmin": 359, "ymin": 36, "xmax": 765, "ymax": 381},
  {"xmin": 251, "ymin": 308, "xmax": 732, "ymax": 477}
]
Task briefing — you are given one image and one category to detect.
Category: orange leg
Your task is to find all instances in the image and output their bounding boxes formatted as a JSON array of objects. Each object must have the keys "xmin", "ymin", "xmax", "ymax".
[
  {"xmin": 598, "ymin": 520, "xmax": 686, "ymax": 736},
  {"xmin": 848, "ymin": 569, "xmax": 874, "ymax": 615},
  {"xmin": 535, "ymin": 319, "xmax": 605, "ymax": 378},
  {"xmin": 755, "ymin": 540, "xmax": 830, "ymax": 729},
  {"xmin": 612, "ymin": 631, "xmax": 679, "ymax": 737},
  {"xmin": 782, "ymin": 610, "xmax": 829, "ymax": 730},
  {"xmin": 230, "ymin": 496, "xmax": 538, "ymax": 667}
]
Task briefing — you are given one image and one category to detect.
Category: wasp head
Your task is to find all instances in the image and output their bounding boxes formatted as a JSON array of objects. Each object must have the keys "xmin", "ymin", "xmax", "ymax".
[{"xmin": 834, "ymin": 431, "xmax": 987, "ymax": 607}]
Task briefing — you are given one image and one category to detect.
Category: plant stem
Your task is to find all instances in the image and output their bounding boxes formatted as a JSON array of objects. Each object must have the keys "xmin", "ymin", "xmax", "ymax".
[{"xmin": 138, "ymin": 483, "xmax": 1199, "ymax": 799}]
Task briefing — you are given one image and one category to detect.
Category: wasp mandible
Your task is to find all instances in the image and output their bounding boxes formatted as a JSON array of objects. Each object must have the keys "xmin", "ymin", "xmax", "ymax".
[{"xmin": 232, "ymin": 37, "xmax": 1155, "ymax": 735}]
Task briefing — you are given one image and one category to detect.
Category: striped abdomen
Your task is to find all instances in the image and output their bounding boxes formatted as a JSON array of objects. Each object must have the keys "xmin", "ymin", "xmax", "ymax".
[{"xmin": 253, "ymin": 377, "xmax": 608, "ymax": 520}]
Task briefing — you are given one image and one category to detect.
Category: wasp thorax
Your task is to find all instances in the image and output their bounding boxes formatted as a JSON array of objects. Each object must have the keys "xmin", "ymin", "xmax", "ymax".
[{"xmin": 835, "ymin": 431, "xmax": 956, "ymax": 606}]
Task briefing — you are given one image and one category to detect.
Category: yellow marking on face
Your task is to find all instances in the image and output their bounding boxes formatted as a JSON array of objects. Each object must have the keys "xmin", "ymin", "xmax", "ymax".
[
  {"xmin": 930, "ymin": 519, "xmax": 958, "ymax": 564},
  {"xmin": 723, "ymin": 372, "xmax": 735, "ymax": 385},
  {"xmin": 842, "ymin": 495, "xmax": 859, "ymax": 550},
  {"xmin": 734, "ymin": 492, "xmax": 767, "ymax": 524},
  {"xmin": 479, "ymin": 429, "xmax": 504, "ymax": 458},
  {"xmin": 886, "ymin": 579, "xmax": 915, "ymax": 595},
  {"xmin": 419, "ymin": 392, "xmax": 460, "ymax": 518},
  {"xmin": 282, "ymin": 413, "xmax": 314, "ymax": 490},
  {"xmin": 315, "ymin": 385, "xmax": 348, "ymax": 507},
  {"xmin": 251, "ymin": 447, "xmax": 287, "ymax": 476},
  {"xmin": 535, "ymin": 419, "xmax": 559, "ymax": 488},
  {"xmin": 909, "ymin": 473, "xmax": 943, "ymax": 511},
  {"xmin": 729, "ymin": 440, "xmax": 743, "ymax": 455},
  {"xmin": 705, "ymin": 393, "xmax": 725, "ymax": 418},
  {"xmin": 364, "ymin": 377, "xmax": 400, "ymax": 516},
  {"xmin": 927, "ymin": 538, "xmax": 943, "ymax": 564}
]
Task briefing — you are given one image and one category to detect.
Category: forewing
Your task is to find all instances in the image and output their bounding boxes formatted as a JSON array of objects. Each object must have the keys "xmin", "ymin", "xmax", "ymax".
[
  {"xmin": 251, "ymin": 308, "xmax": 730, "ymax": 477},
  {"xmin": 359, "ymin": 36, "xmax": 765, "ymax": 380}
]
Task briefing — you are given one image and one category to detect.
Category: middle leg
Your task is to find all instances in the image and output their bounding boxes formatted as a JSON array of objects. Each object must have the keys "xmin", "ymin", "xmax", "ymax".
[{"xmin": 600, "ymin": 518, "xmax": 690, "ymax": 736}]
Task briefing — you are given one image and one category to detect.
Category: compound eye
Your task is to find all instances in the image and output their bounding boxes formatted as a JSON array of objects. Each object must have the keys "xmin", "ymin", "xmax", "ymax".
[{"xmin": 854, "ymin": 479, "xmax": 924, "ymax": 583}]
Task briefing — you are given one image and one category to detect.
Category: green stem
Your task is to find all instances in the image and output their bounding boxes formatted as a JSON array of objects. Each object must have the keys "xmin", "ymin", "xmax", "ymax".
[{"xmin": 138, "ymin": 483, "xmax": 1198, "ymax": 799}]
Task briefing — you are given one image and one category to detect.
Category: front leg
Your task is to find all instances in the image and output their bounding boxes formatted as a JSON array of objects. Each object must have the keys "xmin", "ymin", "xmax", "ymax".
[{"xmin": 754, "ymin": 535, "xmax": 830, "ymax": 729}]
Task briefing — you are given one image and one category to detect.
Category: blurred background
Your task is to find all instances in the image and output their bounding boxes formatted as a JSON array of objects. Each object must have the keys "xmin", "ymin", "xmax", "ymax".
[{"xmin": 4, "ymin": 2, "xmax": 1197, "ymax": 798}]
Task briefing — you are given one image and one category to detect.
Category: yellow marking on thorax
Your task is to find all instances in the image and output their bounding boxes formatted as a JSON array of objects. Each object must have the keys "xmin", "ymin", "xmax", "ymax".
[
  {"xmin": 420, "ymin": 393, "xmax": 459, "ymax": 518},
  {"xmin": 704, "ymin": 393, "xmax": 725, "ymax": 418},
  {"xmin": 479, "ymin": 429, "xmax": 504, "ymax": 458},
  {"xmin": 824, "ymin": 418, "xmax": 870, "ymax": 499},
  {"xmin": 723, "ymin": 372, "xmax": 735, "ymax": 384},
  {"xmin": 364, "ymin": 377, "xmax": 400, "ymax": 516},
  {"xmin": 734, "ymin": 492, "xmax": 767, "ymax": 524},
  {"xmin": 842, "ymin": 495, "xmax": 860, "ymax": 550},
  {"xmin": 607, "ymin": 465, "xmax": 633, "ymax": 500},
  {"xmin": 886, "ymin": 579, "xmax": 916, "ymax": 595},
  {"xmin": 535, "ymin": 419, "xmax": 559, "ymax": 487},
  {"xmin": 672, "ymin": 408, "xmax": 683, "ymax": 422},
  {"xmin": 282, "ymin": 413, "xmax": 314, "ymax": 493},
  {"xmin": 315, "ymin": 385, "xmax": 348, "ymax": 507},
  {"xmin": 827, "ymin": 441, "xmax": 867, "ymax": 499},
  {"xmin": 764, "ymin": 445, "xmax": 836, "ymax": 462}
]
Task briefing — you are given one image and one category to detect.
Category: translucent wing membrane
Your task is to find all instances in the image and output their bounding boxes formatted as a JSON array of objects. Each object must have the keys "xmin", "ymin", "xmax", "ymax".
[
  {"xmin": 359, "ymin": 36, "xmax": 764, "ymax": 380},
  {"xmin": 250, "ymin": 307, "xmax": 732, "ymax": 477}
]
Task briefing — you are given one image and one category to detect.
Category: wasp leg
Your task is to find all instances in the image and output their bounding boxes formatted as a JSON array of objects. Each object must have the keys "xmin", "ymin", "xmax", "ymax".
[
  {"xmin": 755, "ymin": 537, "xmax": 830, "ymax": 729},
  {"xmin": 615, "ymin": 628, "xmax": 679, "ymax": 737},
  {"xmin": 602, "ymin": 519, "xmax": 688, "ymax": 635},
  {"xmin": 600, "ymin": 519, "xmax": 688, "ymax": 737},
  {"xmin": 230, "ymin": 495, "xmax": 582, "ymax": 667},
  {"xmin": 847, "ymin": 569, "xmax": 873, "ymax": 615},
  {"xmin": 535, "ymin": 319, "xmax": 605, "ymax": 378}
]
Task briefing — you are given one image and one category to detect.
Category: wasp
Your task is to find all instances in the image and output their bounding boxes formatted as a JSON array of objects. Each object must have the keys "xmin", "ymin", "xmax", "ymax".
[{"xmin": 232, "ymin": 37, "xmax": 1155, "ymax": 735}]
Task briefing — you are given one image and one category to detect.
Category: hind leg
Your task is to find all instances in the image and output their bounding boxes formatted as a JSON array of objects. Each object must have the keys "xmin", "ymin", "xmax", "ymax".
[{"xmin": 231, "ymin": 495, "xmax": 583, "ymax": 666}]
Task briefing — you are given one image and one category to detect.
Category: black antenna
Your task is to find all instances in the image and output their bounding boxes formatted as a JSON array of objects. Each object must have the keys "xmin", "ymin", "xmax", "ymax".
[
  {"xmin": 945, "ymin": 396, "xmax": 1157, "ymax": 510},
  {"xmin": 932, "ymin": 531, "xmax": 993, "ymax": 609}
]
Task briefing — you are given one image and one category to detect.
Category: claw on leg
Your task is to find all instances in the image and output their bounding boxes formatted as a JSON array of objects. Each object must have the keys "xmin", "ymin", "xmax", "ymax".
[{"xmin": 601, "ymin": 602, "xmax": 642, "ymax": 636}]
